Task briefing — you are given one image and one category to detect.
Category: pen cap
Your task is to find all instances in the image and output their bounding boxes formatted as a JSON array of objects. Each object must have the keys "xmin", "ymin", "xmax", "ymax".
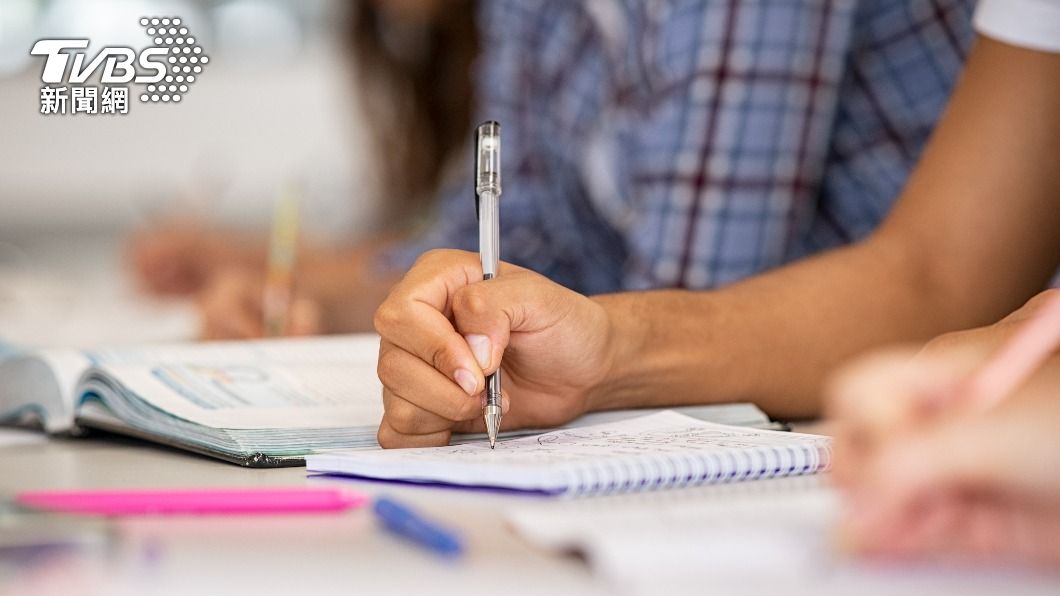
[{"xmin": 475, "ymin": 121, "xmax": 501, "ymax": 197}]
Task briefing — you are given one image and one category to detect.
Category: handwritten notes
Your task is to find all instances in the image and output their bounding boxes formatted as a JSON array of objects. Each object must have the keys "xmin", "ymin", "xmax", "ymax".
[{"xmin": 307, "ymin": 412, "xmax": 831, "ymax": 496}]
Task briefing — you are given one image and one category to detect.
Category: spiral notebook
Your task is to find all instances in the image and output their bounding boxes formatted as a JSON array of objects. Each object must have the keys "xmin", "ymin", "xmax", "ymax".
[{"xmin": 307, "ymin": 411, "xmax": 831, "ymax": 496}]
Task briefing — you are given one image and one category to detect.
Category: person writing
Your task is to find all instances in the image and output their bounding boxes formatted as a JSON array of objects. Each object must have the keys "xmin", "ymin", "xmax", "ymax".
[
  {"xmin": 370, "ymin": 0, "xmax": 1060, "ymax": 451},
  {"xmin": 827, "ymin": 289, "xmax": 1060, "ymax": 566},
  {"xmin": 130, "ymin": 0, "xmax": 975, "ymax": 339}
]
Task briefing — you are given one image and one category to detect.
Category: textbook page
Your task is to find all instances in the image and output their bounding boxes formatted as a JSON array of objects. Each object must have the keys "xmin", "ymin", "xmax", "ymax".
[
  {"xmin": 0, "ymin": 349, "xmax": 91, "ymax": 433},
  {"xmin": 307, "ymin": 412, "xmax": 830, "ymax": 492},
  {"xmin": 81, "ymin": 335, "xmax": 384, "ymax": 430}
]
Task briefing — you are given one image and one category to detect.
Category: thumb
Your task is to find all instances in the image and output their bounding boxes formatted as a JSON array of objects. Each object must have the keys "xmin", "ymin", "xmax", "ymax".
[{"xmin": 450, "ymin": 278, "xmax": 516, "ymax": 376}]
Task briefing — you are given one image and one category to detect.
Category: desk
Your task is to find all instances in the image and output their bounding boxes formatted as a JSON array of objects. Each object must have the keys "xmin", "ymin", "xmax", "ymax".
[
  {"xmin": 4, "ymin": 435, "xmax": 1058, "ymax": 596},
  {"xmin": 0, "ymin": 434, "xmax": 605, "ymax": 596}
]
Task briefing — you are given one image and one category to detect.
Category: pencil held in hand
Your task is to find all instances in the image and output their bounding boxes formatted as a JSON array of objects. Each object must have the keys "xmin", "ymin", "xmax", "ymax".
[{"xmin": 263, "ymin": 188, "xmax": 300, "ymax": 337}]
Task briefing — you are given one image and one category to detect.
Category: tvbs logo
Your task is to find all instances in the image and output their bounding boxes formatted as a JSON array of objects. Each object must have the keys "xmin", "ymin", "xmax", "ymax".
[
  {"xmin": 31, "ymin": 39, "xmax": 168, "ymax": 85},
  {"xmin": 31, "ymin": 17, "xmax": 208, "ymax": 115}
]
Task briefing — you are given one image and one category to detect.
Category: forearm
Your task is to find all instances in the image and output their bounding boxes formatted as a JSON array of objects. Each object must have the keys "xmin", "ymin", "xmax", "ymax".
[{"xmin": 590, "ymin": 235, "xmax": 955, "ymax": 418}]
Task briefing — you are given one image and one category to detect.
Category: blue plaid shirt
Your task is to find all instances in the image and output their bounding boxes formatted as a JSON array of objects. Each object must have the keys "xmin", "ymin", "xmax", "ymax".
[{"xmin": 391, "ymin": 0, "xmax": 975, "ymax": 294}]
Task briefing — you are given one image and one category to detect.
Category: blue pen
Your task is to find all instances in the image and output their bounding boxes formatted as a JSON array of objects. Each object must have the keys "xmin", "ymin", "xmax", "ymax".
[{"xmin": 372, "ymin": 496, "xmax": 465, "ymax": 558}]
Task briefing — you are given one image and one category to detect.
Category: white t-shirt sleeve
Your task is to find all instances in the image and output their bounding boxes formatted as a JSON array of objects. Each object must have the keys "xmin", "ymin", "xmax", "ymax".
[{"xmin": 975, "ymin": 0, "xmax": 1060, "ymax": 53}]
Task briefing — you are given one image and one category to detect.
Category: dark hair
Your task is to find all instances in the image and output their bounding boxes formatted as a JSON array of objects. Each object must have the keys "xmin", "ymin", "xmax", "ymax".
[{"xmin": 350, "ymin": 1, "xmax": 478, "ymax": 224}]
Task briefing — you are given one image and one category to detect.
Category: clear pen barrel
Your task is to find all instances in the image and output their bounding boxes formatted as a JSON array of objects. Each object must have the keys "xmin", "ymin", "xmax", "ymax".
[
  {"xmin": 478, "ymin": 191, "xmax": 499, "ymax": 278},
  {"xmin": 475, "ymin": 121, "xmax": 501, "ymax": 279}
]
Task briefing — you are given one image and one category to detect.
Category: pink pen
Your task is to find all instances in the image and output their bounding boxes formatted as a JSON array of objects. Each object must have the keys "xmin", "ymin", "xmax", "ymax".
[{"xmin": 15, "ymin": 487, "xmax": 367, "ymax": 516}]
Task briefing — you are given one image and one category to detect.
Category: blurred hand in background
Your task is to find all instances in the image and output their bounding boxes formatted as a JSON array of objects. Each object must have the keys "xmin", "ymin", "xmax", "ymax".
[
  {"xmin": 128, "ymin": 219, "xmax": 265, "ymax": 296},
  {"xmin": 827, "ymin": 291, "xmax": 1060, "ymax": 567}
]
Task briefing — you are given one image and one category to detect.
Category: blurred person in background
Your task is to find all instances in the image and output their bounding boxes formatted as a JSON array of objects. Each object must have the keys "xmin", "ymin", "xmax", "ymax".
[
  {"xmin": 133, "ymin": 0, "xmax": 976, "ymax": 338},
  {"xmin": 130, "ymin": 0, "xmax": 477, "ymax": 333}
]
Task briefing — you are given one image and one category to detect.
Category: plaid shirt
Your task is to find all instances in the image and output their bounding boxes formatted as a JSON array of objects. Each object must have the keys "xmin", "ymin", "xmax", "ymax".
[{"xmin": 392, "ymin": 0, "xmax": 975, "ymax": 294}]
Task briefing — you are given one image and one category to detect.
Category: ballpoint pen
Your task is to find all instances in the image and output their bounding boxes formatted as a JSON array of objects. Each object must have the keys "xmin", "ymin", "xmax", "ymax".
[
  {"xmin": 475, "ymin": 121, "xmax": 503, "ymax": 449},
  {"xmin": 373, "ymin": 496, "xmax": 464, "ymax": 558}
]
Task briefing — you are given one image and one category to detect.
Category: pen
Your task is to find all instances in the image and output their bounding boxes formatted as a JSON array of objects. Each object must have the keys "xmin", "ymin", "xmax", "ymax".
[
  {"xmin": 475, "ymin": 121, "xmax": 503, "ymax": 448},
  {"xmin": 14, "ymin": 487, "xmax": 367, "ymax": 516},
  {"xmin": 263, "ymin": 185, "xmax": 301, "ymax": 337},
  {"xmin": 955, "ymin": 292, "xmax": 1060, "ymax": 411},
  {"xmin": 372, "ymin": 496, "xmax": 464, "ymax": 558}
]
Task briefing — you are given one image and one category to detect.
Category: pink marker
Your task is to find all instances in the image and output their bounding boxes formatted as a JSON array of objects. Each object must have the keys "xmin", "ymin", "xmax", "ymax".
[{"xmin": 15, "ymin": 487, "xmax": 367, "ymax": 516}]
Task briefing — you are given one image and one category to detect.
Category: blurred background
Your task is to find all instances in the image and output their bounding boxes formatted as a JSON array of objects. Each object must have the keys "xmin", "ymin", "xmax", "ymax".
[
  {"xmin": 0, "ymin": 0, "xmax": 387, "ymax": 348},
  {"xmin": 0, "ymin": 0, "xmax": 376, "ymax": 237}
]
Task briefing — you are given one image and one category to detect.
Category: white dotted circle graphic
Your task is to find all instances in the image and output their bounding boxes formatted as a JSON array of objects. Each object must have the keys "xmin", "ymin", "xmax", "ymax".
[{"xmin": 140, "ymin": 16, "xmax": 207, "ymax": 104}]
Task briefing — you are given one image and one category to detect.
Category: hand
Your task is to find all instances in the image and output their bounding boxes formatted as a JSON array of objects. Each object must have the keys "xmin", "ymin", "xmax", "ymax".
[
  {"xmin": 918, "ymin": 289, "xmax": 1060, "ymax": 359},
  {"xmin": 372, "ymin": 249, "xmax": 615, "ymax": 448},
  {"xmin": 127, "ymin": 219, "xmax": 265, "ymax": 296},
  {"xmin": 197, "ymin": 268, "xmax": 323, "ymax": 339},
  {"xmin": 826, "ymin": 347, "xmax": 1060, "ymax": 567}
]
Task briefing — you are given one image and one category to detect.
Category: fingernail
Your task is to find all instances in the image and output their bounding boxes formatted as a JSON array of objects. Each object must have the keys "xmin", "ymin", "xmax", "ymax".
[
  {"xmin": 501, "ymin": 394, "xmax": 510, "ymax": 414},
  {"xmin": 454, "ymin": 368, "xmax": 478, "ymax": 396},
  {"xmin": 465, "ymin": 334, "xmax": 491, "ymax": 369}
]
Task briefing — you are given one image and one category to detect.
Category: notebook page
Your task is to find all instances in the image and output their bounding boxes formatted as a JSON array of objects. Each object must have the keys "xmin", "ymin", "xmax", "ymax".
[
  {"xmin": 507, "ymin": 478, "xmax": 1060, "ymax": 596},
  {"xmin": 307, "ymin": 412, "xmax": 830, "ymax": 494},
  {"xmin": 79, "ymin": 334, "xmax": 383, "ymax": 430}
]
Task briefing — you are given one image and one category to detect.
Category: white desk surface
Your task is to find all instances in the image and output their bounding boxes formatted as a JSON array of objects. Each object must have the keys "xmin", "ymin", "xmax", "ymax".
[{"xmin": 0, "ymin": 434, "xmax": 606, "ymax": 596}]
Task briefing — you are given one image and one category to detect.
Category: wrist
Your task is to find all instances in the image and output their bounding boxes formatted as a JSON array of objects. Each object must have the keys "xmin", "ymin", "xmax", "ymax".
[{"xmin": 583, "ymin": 293, "xmax": 653, "ymax": 412}]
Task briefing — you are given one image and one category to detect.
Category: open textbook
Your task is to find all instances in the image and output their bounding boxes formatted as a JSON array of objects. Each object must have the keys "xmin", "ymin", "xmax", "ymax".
[
  {"xmin": 0, "ymin": 335, "xmax": 777, "ymax": 467},
  {"xmin": 307, "ymin": 411, "xmax": 830, "ymax": 495}
]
